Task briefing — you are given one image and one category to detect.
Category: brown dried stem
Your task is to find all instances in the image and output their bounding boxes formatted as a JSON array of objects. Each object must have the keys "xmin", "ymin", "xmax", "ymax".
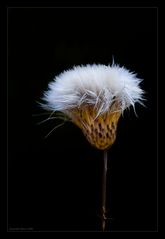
[{"xmin": 101, "ymin": 149, "xmax": 108, "ymax": 231}]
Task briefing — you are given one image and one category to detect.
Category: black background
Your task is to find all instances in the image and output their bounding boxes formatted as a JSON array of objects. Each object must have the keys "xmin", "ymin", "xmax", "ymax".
[{"xmin": 7, "ymin": 7, "xmax": 157, "ymax": 231}]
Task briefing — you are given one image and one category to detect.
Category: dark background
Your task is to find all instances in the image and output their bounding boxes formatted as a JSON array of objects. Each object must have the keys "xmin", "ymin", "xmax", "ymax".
[{"xmin": 7, "ymin": 7, "xmax": 157, "ymax": 231}]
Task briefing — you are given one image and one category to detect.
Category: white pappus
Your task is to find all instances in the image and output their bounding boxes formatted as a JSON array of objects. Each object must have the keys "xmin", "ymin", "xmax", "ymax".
[{"xmin": 41, "ymin": 63, "xmax": 144, "ymax": 117}]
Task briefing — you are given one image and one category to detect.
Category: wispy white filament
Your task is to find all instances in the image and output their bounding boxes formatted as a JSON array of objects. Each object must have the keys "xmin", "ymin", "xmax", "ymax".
[{"xmin": 41, "ymin": 64, "xmax": 144, "ymax": 116}]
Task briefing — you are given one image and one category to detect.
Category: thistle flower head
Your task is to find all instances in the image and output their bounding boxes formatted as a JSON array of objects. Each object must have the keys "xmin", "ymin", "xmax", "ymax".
[{"xmin": 41, "ymin": 64, "xmax": 144, "ymax": 150}]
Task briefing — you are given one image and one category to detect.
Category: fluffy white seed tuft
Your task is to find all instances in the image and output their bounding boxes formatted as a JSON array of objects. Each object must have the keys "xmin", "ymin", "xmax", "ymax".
[{"xmin": 41, "ymin": 64, "xmax": 144, "ymax": 116}]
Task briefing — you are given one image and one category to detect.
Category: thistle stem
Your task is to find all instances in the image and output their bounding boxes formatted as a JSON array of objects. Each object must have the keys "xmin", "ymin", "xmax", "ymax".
[{"xmin": 101, "ymin": 149, "xmax": 108, "ymax": 231}]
